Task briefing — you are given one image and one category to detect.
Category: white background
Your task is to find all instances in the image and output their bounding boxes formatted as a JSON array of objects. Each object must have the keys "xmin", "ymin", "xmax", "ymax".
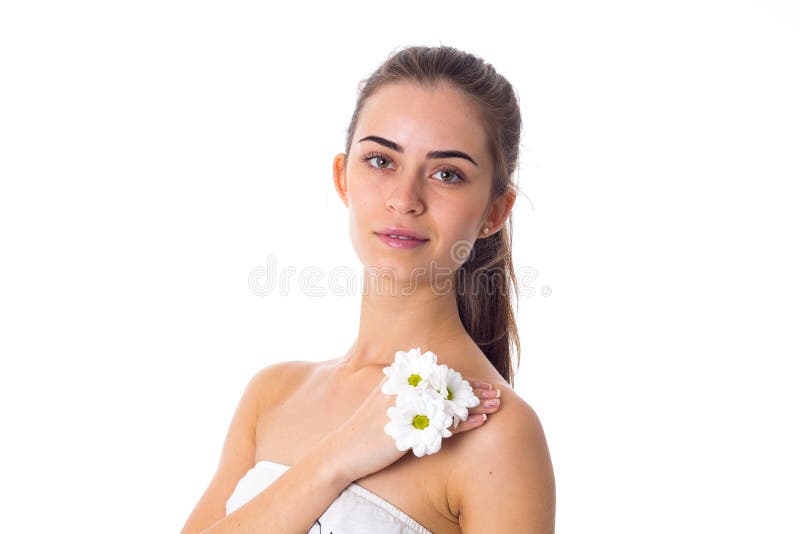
[{"xmin": 1, "ymin": 1, "xmax": 798, "ymax": 532}]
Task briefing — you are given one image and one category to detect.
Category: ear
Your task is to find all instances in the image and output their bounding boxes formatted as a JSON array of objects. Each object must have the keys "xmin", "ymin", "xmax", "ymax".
[
  {"xmin": 482, "ymin": 187, "xmax": 517, "ymax": 237},
  {"xmin": 333, "ymin": 153, "xmax": 349, "ymax": 208}
]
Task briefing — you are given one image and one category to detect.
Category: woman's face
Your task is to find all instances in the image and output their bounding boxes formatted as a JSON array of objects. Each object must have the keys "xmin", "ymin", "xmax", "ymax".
[{"xmin": 333, "ymin": 81, "xmax": 506, "ymax": 287}]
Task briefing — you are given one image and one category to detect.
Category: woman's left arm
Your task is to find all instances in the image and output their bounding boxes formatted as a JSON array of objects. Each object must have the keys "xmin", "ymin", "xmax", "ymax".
[{"xmin": 454, "ymin": 396, "xmax": 556, "ymax": 533}]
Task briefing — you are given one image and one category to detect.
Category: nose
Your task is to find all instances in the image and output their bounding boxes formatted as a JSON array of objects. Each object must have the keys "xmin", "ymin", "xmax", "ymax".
[{"xmin": 385, "ymin": 173, "xmax": 425, "ymax": 215}]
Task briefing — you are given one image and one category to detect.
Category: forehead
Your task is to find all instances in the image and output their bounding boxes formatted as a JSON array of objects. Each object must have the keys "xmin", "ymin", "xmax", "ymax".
[{"xmin": 354, "ymin": 81, "xmax": 489, "ymax": 164}]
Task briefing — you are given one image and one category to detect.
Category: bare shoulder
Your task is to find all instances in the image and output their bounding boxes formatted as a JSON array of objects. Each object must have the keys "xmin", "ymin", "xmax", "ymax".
[
  {"xmin": 249, "ymin": 359, "xmax": 318, "ymax": 408},
  {"xmin": 449, "ymin": 387, "xmax": 556, "ymax": 533},
  {"xmin": 179, "ymin": 359, "xmax": 320, "ymax": 533}
]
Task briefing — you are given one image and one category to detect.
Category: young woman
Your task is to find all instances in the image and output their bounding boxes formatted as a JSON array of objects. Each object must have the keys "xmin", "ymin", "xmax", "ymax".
[{"xmin": 181, "ymin": 45, "xmax": 555, "ymax": 534}]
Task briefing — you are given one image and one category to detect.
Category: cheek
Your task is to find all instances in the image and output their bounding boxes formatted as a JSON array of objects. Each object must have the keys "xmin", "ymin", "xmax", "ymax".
[
  {"xmin": 434, "ymin": 208, "xmax": 485, "ymax": 264},
  {"xmin": 346, "ymin": 196, "xmax": 381, "ymax": 256},
  {"xmin": 348, "ymin": 196, "xmax": 378, "ymax": 230},
  {"xmin": 348, "ymin": 206, "xmax": 369, "ymax": 248},
  {"xmin": 348, "ymin": 178, "xmax": 381, "ymax": 212},
  {"xmin": 440, "ymin": 205, "xmax": 482, "ymax": 238}
]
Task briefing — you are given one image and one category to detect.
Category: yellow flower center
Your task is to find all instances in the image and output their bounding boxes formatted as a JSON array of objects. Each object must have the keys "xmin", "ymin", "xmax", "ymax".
[
  {"xmin": 412, "ymin": 414, "xmax": 429, "ymax": 430},
  {"xmin": 408, "ymin": 373, "xmax": 422, "ymax": 387},
  {"xmin": 446, "ymin": 388, "xmax": 453, "ymax": 401}
]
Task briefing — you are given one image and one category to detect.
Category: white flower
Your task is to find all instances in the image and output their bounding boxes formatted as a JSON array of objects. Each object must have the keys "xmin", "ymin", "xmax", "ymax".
[
  {"xmin": 381, "ymin": 347, "xmax": 439, "ymax": 396},
  {"xmin": 384, "ymin": 388, "xmax": 454, "ymax": 457},
  {"xmin": 382, "ymin": 346, "xmax": 483, "ymax": 456},
  {"xmin": 429, "ymin": 364, "xmax": 481, "ymax": 430}
]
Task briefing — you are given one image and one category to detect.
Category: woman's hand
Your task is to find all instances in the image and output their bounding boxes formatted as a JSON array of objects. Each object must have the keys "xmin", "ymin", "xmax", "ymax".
[{"xmin": 327, "ymin": 375, "xmax": 502, "ymax": 482}]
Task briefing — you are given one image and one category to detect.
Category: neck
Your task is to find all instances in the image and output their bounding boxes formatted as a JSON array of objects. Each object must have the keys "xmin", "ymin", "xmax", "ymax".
[{"xmin": 340, "ymin": 271, "xmax": 472, "ymax": 372}]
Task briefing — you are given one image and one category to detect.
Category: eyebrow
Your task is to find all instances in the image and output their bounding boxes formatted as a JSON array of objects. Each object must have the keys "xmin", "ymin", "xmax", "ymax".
[{"xmin": 358, "ymin": 135, "xmax": 479, "ymax": 167}]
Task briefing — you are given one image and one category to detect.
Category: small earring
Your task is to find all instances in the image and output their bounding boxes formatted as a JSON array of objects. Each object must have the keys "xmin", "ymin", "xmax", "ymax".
[{"xmin": 482, "ymin": 226, "xmax": 489, "ymax": 234}]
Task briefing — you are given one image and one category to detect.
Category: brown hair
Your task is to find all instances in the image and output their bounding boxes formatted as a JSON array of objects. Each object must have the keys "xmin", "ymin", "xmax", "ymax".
[{"xmin": 343, "ymin": 45, "xmax": 522, "ymax": 388}]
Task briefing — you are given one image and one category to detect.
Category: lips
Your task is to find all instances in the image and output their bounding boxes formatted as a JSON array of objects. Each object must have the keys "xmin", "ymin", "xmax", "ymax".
[{"xmin": 375, "ymin": 226, "xmax": 429, "ymax": 241}]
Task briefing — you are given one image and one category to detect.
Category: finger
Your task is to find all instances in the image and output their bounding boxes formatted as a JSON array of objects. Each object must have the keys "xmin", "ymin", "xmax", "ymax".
[
  {"xmin": 450, "ymin": 413, "xmax": 488, "ymax": 434},
  {"xmin": 466, "ymin": 378, "xmax": 493, "ymax": 390},
  {"xmin": 467, "ymin": 394, "xmax": 501, "ymax": 416},
  {"xmin": 475, "ymin": 387, "xmax": 501, "ymax": 400}
]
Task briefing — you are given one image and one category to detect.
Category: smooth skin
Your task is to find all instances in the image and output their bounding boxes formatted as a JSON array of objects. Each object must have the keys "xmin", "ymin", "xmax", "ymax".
[
  {"xmin": 181, "ymin": 362, "xmax": 503, "ymax": 534},
  {"xmin": 181, "ymin": 80, "xmax": 554, "ymax": 533},
  {"xmin": 322, "ymin": 373, "xmax": 499, "ymax": 484},
  {"xmin": 332, "ymin": 80, "xmax": 555, "ymax": 533}
]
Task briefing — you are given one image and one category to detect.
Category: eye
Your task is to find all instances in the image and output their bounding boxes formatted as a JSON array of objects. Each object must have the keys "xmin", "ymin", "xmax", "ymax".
[
  {"xmin": 432, "ymin": 167, "xmax": 465, "ymax": 186},
  {"xmin": 362, "ymin": 152, "xmax": 395, "ymax": 171},
  {"xmin": 361, "ymin": 151, "xmax": 466, "ymax": 187}
]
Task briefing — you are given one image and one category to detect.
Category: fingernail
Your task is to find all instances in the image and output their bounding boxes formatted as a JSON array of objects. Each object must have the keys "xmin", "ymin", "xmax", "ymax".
[
  {"xmin": 484, "ymin": 399, "xmax": 499, "ymax": 408},
  {"xmin": 468, "ymin": 413, "xmax": 486, "ymax": 423},
  {"xmin": 474, "ymin": 381, "xmax": 492, "ymax": 390}
]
